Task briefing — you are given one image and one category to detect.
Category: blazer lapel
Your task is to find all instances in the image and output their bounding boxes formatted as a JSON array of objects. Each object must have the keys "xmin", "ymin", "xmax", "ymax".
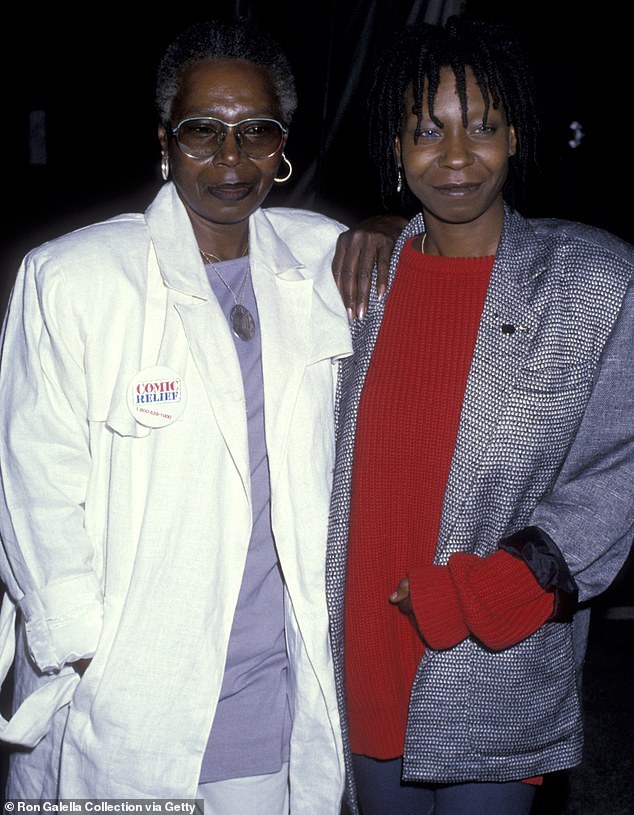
[{"xmin": 436, "ymin": 210, "xmax": 545, "ymax": 558}]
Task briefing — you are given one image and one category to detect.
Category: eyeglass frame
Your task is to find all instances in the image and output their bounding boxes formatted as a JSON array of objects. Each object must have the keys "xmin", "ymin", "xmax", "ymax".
[{"xmin": 169, "ymin": 116, "xmax": 288, "ymax": 160}]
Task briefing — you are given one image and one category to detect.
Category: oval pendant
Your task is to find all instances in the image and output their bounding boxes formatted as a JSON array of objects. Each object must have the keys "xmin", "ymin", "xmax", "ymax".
[{"xmin": 230, "ymin": 304, "xmax": 256, "ymax": 341}]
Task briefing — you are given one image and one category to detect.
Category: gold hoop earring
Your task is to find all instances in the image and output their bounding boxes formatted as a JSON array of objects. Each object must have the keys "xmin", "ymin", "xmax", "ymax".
[
  {"xmin": 161, "ymin": 153, "xmax": 169, "ymax": 182},
  {"xmin": 274, "ymin": 153, "xmax": 293, "ymax": 184}
]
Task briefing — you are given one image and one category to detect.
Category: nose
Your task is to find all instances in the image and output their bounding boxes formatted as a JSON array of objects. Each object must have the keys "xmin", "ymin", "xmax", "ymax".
[
  {"xmin": 213, "ymin": 128, "xmax": 242, "ymax": 164},
  {"xmin": 440, "ymin": 130, "xmax": 474, "ymax": 168}
]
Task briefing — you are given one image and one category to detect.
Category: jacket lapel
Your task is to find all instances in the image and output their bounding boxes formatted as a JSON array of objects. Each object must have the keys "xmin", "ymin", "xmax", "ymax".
[
  {"xmin": 436, "ymin": 209, "xmax": 545, "ymax": 558},
  {"xmin": 146, "ymin": 184, "xmax": 251, "ymax": 486},
  {"xmin": 248, "ymin": 210, "xmax": 349, "ymax": 489},
  {"xmin": 170, "ymin": 294, "xmax": 251, "ymax": 482}
]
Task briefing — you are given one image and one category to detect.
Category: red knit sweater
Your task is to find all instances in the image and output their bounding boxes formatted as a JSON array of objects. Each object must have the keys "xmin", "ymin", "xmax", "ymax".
[{"xmin": 345, "ymin": 237, "xmax": 554, "ymax": 763}]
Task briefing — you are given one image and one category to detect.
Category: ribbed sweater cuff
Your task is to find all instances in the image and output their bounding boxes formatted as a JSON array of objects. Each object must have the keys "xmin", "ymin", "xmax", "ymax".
[
  {"xmin": 409, "ymin": 565, "xmax": 469, "ymax": 649},
  {"xmin": 447, "ymin": 550, "xmax": 555, "ymax": 649},
  {"xmin": 409, "ymin": 551, "xmax": 555, "ymax": 651}
]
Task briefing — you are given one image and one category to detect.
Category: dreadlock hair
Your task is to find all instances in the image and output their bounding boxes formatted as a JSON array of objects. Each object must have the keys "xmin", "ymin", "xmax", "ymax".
[
  {"xmin": 155, "ymin": 18, "xmax": 298, "ymax": 126},
  {"xmin": 368, "ymin": 14, "xmax": 540, "ymax": 210}
]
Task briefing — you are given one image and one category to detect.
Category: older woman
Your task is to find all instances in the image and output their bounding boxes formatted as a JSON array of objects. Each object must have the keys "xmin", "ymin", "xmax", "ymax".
[{"xmin": 0, "ymin": 18, "xmax": 392, "ymax": 813}]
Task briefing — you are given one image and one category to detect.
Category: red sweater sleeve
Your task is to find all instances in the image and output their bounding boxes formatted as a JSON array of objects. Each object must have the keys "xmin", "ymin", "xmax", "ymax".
[{"xmin": 409, "ymin": 549, "xmax": 555, "ymax": 650}]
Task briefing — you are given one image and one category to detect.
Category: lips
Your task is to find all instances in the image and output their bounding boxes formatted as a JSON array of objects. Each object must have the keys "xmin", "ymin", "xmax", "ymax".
[
  {"xmin": 208, "ymin": 183, "xmax": 252, "ymax": 201},
  {"xmin": 434, "ymin": 183, "xmax": 481, "ymax": 196}
]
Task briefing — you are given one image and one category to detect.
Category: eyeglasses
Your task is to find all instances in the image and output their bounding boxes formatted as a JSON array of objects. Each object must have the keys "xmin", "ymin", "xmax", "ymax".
[{"xmin": 170, "ymin": 116, "xmax": 287, "ymax": 160}]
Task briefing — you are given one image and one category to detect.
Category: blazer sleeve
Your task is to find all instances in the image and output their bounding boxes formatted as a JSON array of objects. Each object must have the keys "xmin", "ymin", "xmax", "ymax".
[
  {"xmin": 0, "ymin": 253, "xmax": 103, "ymax": 673},
  {"xmin": 528, "ymin": 277, "xmax": 634, "ymax": 602}
]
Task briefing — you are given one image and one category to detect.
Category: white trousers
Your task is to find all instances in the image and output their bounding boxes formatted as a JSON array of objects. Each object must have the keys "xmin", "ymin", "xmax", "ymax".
[{"xmin": 196, "ymin": 763, "xmax": 290, "ymax": 815}]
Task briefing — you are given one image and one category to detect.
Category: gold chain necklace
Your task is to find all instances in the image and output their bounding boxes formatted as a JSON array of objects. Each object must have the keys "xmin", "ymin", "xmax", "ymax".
[{"xmin": 199, "ymin": 244, "xmax": 248, "ymax": 264}]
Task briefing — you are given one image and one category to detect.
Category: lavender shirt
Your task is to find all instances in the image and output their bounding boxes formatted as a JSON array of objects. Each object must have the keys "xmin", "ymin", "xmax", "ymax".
[{"xmin": 199, "ymin": 257, "xmax": 290, "ymax": 782}]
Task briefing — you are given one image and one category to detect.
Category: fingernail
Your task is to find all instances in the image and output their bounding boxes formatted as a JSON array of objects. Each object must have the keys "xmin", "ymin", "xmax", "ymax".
[{"xmin": 347, "ymin": 307, "xmax": 354, "ymax": 324}]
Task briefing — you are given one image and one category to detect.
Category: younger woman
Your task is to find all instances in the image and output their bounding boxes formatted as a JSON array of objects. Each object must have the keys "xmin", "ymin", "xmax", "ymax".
[{"xmin": 328, "ymin": 15, "xmax": 634, "ymax": 815}]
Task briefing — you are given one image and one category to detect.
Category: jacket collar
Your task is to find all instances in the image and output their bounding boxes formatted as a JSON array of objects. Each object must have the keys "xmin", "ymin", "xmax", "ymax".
[{"xmin": 145, "ymin": 182, "xmax": 306, "ymax": 297}]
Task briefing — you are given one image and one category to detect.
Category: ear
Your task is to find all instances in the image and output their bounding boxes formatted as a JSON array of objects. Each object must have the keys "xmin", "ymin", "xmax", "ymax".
[
  {"xmin": 158, "ymin": 123, "xmax": 169, "ymax": 154},
  {"xmin": 508, "ymin": 123, "xmax": 518, "ymax": 157},
  {"xmin": 394, "ymin": 134, "xmax": 402, "ymax": 165}
]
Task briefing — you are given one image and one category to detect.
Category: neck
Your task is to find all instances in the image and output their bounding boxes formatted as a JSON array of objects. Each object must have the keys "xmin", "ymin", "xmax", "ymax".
[
  {"xmin": 188, "ymin": 213, "xmax": 250, "ymax": 261},
  {"xmin": 200, "ymin": 244, "xmax": 249, "ymax": 264},
  {"xmin": 198, "ymin": 238, "xmax": 249, "ymax": 263},
  {"xmin": 421, "ymin": 204, "xmax": 504, "ymax": 258}
]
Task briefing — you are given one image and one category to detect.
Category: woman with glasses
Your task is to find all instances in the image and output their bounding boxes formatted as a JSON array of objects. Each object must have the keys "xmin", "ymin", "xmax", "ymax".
[{"xmin": 0, "ymin": 18, "xmax": 394, "ymax": 813}]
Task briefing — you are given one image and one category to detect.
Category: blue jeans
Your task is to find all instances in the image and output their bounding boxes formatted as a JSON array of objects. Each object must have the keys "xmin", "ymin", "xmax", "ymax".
[{"xmin": 352, "ymin": 755, "xmax": 536, "ymax": 815}]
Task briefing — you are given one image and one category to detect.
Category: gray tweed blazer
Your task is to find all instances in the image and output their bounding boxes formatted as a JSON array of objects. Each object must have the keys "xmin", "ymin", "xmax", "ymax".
[{"xmin": 326, "ymin": 205, "xmax": 634, "ymax": 809}]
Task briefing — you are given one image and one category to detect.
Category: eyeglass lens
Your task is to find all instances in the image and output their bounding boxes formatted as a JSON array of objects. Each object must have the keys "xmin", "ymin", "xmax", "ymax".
[{"xmin": 175, "ymin": 118, "xmax": 285, "ymax": 159}]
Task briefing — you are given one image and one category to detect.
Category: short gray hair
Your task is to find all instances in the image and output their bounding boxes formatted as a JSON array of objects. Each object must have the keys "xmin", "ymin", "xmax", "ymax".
[{"xmin": 155, "ymin": 18, "xmax": 298, "ymax": 125}]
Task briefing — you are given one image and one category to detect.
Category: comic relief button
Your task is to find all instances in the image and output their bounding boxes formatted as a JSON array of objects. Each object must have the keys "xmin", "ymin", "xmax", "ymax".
[{"xmin": 127, "ymin": 366, "xmax": 187, "ymax": 428}]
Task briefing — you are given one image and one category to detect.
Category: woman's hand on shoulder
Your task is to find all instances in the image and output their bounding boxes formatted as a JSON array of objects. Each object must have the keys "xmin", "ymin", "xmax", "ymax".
[{"xmin": 332, "ymin": 213, "xmax": 407, "ymax": 320}]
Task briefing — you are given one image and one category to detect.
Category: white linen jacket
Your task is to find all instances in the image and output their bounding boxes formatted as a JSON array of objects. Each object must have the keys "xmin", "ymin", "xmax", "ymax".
[{"xmin": 0, "ymin": 182, "xmax": 352, "ymax": 807}]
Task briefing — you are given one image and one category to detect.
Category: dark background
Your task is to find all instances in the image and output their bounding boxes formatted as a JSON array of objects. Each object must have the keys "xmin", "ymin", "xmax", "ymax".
[{"xmin": 2, "ymin": 0, "xmax": 632, "ymax": 288}]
